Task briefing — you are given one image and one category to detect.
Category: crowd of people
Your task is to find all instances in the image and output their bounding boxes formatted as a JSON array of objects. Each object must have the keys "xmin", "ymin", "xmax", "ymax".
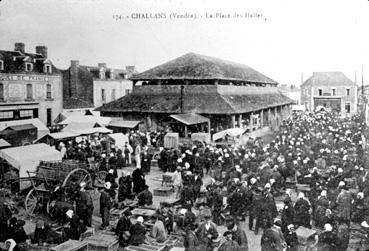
[{"xmin": 1, "ymin": 110, "xmax": 369, "ymax": 251}]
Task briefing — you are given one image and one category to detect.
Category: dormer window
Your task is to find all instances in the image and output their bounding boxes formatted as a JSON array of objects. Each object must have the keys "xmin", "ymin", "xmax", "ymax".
[
  {"xmin": 44, "ymin": 64, "xmax": 52, "ymax": 73},
  {"xmin": 99, "ymin": 69, "xmax": 106, "ymax": 79},
  {"xmin": 25, "ymin": 63, "xmax": 33, "ymax": 72},
  {"xmin": 0, "ymin": 60, "xmax": 3, "ymax": 70}
]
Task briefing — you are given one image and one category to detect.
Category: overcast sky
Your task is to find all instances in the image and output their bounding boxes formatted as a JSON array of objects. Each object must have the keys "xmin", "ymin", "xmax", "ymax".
[{"xmin": 1, "ymin": 0, "xmax": 369, "ymax": 86}]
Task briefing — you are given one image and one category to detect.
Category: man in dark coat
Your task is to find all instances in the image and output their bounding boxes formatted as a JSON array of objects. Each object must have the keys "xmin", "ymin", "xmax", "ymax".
[
  {"xmin": 281, "ymin": 196, "xmax": 295, "ymax": 234},
  {"xmin": 261, "ymin": 219, "xmax": 287, "ymax": 251},
  {"xmin": 132, "ymin": 167, "xmax": 145, "ymax": 194},
  {"xmin": 141, "ymin": 151, "xmax": 151, "ymax": 174},
  {"xmin": 284, "ymin": 224, "xmax": 298, "ymax": 251},
  {"xmin": 193, "ymin": 173, "xmax": 203, "ymax": 201},
  {"xmin": 0, "ymin": 201, "xmax": 11, "ymax": 241},
  {"xmin": 227, "ymin": 220, "xmax": 249, "ymax": 251},
  {"xmin": 115, "ymin": 210, "xmax": 132, "ymax": 247},
  {"xmin": 100, "ymin": 182, "xmax": 113, "ymax": 229},
  {"xmin": 196, "ymin": 214, "xmax": 219, "ymax": 251},
  {"xmin": 137, "ymin": 185, "xmax": 153, "ymax": 206},
  {"xmin": 218, "ymin": 231, "xmax": 240, "ymax": 251},
  {"xmin": 316, "ymin": 223, "xmax": 339, "ymax": 251},
  {"xmin": 74, "ymin": 182, "xmax": 94, "ymax": 227},
  {"xmin": 129, "ymin": 216, "xmax": 146, "ymax": 246},
  {"xmin": 184, "ymin": 223, "xmax": 200, "ymax": 251},
  {"xmin": 294, "ymin": 192, "xmax": 311, "ymax": 228}
]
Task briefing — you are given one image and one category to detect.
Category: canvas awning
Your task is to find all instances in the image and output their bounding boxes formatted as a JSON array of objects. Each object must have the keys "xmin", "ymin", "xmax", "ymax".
[
  {"xmin": 108, "ymin": 120, "xmax": 141, "ymax": 129},
  {"xmin": 107, "ymin": 133, "xmax": 129, "ymax": 147},
  {"xmin": 35, "ymin": 131, "xmax": 80, "ymax": 143},
  {"xmin": 212, "ymin": 128, "xmax": 246, "ymax": 141},
  {"xmin": 170, "ymin": 113, "xmax": 209, "ymax": 126},
  {"xmin": 74, "ymin": 127, "xmax": 112, "ymax": 135},
  {"xmin": 0, "ymin": 118, "xmax": 49, "ymax": 139},
  {"xmin": 0, "ymin": 143, "xmax": 62, "ymax": 189},
  {"xmin": 0, "ymin": 139, "xmax": 11, "ymax": 148}
]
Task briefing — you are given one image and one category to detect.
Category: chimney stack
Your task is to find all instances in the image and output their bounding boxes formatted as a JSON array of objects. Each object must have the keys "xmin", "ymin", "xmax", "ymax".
[
  {"xmin": 69, "ymin": 60, "xmax": 80, "ymax": 97},
  {"xmin": 98, "ymin": 63, "xmax": 106, "ymax": 68},
  {"xmin": 35, "ymin": 46, "xmax": 48, "ymax": 58},
  {"xmin": 126, "ymin": 65, "xmax": 135, "ymax": 73},
  {"xmin": 14, "ymin": 42, "xmax": 25, "ymax": 53}
]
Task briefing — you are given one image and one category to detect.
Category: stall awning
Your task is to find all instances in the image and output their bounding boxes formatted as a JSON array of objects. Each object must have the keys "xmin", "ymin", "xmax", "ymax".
[
  {"xmin": 169, "ymin": 113, "xmax": 209, "ymax": 126},
  {"xmin": 0, "ymin": 139, "xmax": 11, "ymax": 148},
  {"xmin": 212, "ymin": 128, "xmax": 246, "ymax": 141},
  {"xmin": 108, "ymin": 120, "xmax": 141, "ymax": 129},
  {"xmin": 49, "ymin": 132, "xmax": 79, "ymax": 140}
]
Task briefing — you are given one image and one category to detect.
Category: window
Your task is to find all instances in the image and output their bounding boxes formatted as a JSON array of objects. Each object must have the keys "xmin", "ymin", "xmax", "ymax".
[
  {"xmin": 0, "ymin": 111, "xmax": 13, "ymax": 119},
  {"xmin": 25, "ymin": 63, "xmax": 33, "ymax": 72},
  {"xmin": 304, "ymin": 89, "xmax": 308, "ymax": 96},
  {"xmin": 345, "ymin": 102, "xmax": 351, "ymax": 113},
  {"xmin": 332, "ymin": 88, "xmax": 336, "ymax": 96},
  {"xmin": 26, "ymin": 84, "xmax": 33, "ymax": 99},
  {"xmin": 0, "ymin": 83, "xmax": 3, "ymax": 101},
  {"xmin": 101, "ymin": 89, "xmax": 105, "ymax": 102},
  {"xmin": 110, "ymin": 70, "xmax": 114, "ymax": 80},
  {"xmin": 19, "ymin": 110, "xmax": 33, "ymax": 118},
  {"xmin": 111, "ymin": 89, "xmax": 116, "ymax": 101},
  {"xmin": 318, "ymin": 89, "xmax": 322, "ymax": 96},
  {"xmin": 346, "ymin": 88, "xmax": 350, "ymax": 96},
  {"xmin": 46, "ymin": 84, "xmax": 52, "ymax": 99},
  {"xmin": 0, "ymin": 60, "xmax": 3, "ymax": 70},
  {"xmin": 44, "ymin": 64, "xmax": 52, "ymax": 73},
  {"xmin": 125, "ymin": 89, "xmax": 131, "ymax": 95}
]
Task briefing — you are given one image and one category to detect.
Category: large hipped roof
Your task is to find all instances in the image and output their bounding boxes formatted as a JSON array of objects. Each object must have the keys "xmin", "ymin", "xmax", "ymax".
[{"xmin": 131, "ymin": 52, "xmax": 278, "ymax": 84}]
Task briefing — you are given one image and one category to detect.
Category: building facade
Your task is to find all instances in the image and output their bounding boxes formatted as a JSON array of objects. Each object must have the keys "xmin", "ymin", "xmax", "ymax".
[
  {"xmin": 301, "ymin": 72, "xmax": 357, "ymax": 116},
  {"xmin": 62, "ymin": 61, "xmax": 134, "ymax": 110},
  {"xmin": 0, "ymin": 43, "xmax": 63, "ymax": 127},
  {"xmin": 98, "ymin": 53, "xmax": 293, "ymax": 133}
]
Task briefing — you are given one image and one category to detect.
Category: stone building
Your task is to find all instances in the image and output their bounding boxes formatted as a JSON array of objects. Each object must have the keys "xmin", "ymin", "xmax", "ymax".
[
  {"xmin": 301, "ymin": 72, "xmax": 357, "ymax": 116},
  {"xmin": 0, "ymin": 43, "xmax": 63, "ymax": 127},
  {"xmin": 62, "ymin": 61, "xmax": 135, "ymax": 110},
  {"xmin": 97, "ymin": 53, "xmax": 293, "ymax": 133}
]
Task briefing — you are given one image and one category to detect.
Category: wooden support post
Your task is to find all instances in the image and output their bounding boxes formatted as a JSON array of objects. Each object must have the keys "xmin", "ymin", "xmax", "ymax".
[
  {"xmin": 260, "ymin": 110, "xmax": 264, "ymax": 127},
  {"xmin": 184, "ymin": 125, "xmax": 188, "ymax": 138},
  {"xmin": 238, "ymin": 114, "xmax": 242, "ymax": 128},
  {"xmin": 231, "ymin": 115, "xmax": 236, "ymax": 128}
]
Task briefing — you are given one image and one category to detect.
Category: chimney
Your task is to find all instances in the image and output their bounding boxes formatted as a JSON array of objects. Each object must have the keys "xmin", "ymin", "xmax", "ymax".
[
  {"xmin": 14, "ymin": 42, "xmax": 25, "ymax": 53},
  {"xmin": 35, "ymin": 46, "xmax": 48, "ymax": 58},
  {"xmin": 126, "ymin": 65, "xmax": 135, "ymax": 73},
  {"xmin": 98, "ymin": 63, "xmax": 106, "ymax": 68},
  {"xmin": 69, "ymin": 60, "xmax": 79, "ymax": 97}
]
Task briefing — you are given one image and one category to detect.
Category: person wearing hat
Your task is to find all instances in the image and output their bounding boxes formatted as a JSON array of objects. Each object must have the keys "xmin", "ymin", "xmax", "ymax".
[
  {"xmin": 314, "ymin": 190, "xmax": 330, "ymax": 228},
  {"xmin": 293, "ymin": 192, "xmax": 311, "ymax": 228},
  {"xmin": 195, "ymin": 212, "xmax": 219, "ymax": 251},
  {"xmin": 63, "ymin": 209, "xmax": 86, "ymax": 241},
  {"xmin": 284, "ymin": 224, "xmax": 298, "ymax": 251},
  {"xmin": 227, "ymin": 220, "xmax": 249, "ymax": 251},
  {"xmin": 115, "ymin": 210, "xmax": 132, "ymax": 247},
  {"xmin": 132, "ymin": 165, "xmax": 145, "ymax": 194},
  {"xmin": 129, "ymin": 216, "xmax": 146, "ymax": 246},
  {"xmin": 316, "ymin": 223, "xmax": 339, "ymax": 251},
  {"xmin": 192, "ymin": 172, "xmax": 203, "ymax": 202},
  {"xmin": 184, "ymin": 223, "xmax": 199, "ymax": 251},
  {"xmin": 336, "ymin": 181, "xmax": 352, "ymax": 226},
  {"xmin": 74, "ymin": 181, "xmax": 94, "ymax": 227},
  {"xmin": 0, "ymin": 200, "xmax": 11, "ymax": 241},
  {"xmin": 218, "ymin": 231, "xmax": 240, "ymax": 251},
  {"xmin": 141, "ymin": 150, "xmax": 151, "ymax": 174},
  {"xmin": 100, "ymin": 182, "xmax": 113, "ymax": 229},
  {"xmin": 261, "ymin": 218, "xmax": 287, "ymax": 251},
  {"xmin": 137, "ymin": 185, "xmax": 153, "ymax": 206},
  {"xmin": 7, "ymin": 217, "xmax": 27, "ymax": 244},
  {"xmin": 281, "ymin": 195, "xmax": 295, "ymax": 234},
  {"xmin": 150, "ymin": 214, "xmax": 167, "ymax": 243}
]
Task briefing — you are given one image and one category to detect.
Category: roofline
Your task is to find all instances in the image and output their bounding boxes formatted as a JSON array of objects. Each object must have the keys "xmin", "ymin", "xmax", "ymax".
[{"xmin": 130, "ymin": 76, "xmax": 278, "ymax": 84}]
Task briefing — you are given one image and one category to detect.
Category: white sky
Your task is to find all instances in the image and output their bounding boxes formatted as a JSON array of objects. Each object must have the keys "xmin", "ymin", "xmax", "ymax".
[{"xmin": 1, "ymin": 0, "xmax": 369, "ymax": 86}]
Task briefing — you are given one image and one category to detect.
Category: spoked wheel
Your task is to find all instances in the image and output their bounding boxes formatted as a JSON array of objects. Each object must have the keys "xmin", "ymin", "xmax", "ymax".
[
  {"xmin": 62, "ymin": 168, "xmax": 92, "ymax": 189},
  {"xmin": 25, "ymin": 188, "xmax": 40, "ymax": 216},
  {"xmin": 95, "ymin": 171, "xmax": 107, "ymax": 188}
]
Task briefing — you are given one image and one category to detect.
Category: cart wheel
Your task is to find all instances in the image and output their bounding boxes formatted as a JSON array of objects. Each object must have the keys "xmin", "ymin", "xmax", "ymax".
[
  {"xmin": 62, "ymin": 168, "xmax": 92, "ymax": 189},
  {"xmin": 25, "ymin": 188, "xmax": 38, "ymax": 216},
  {"xmin": 46, "ymin": 200, "xmax": 57, "ymax": 220},
  {"xmin": 95, "ymin": 171, "xmax": 107, "ymax": 187}
]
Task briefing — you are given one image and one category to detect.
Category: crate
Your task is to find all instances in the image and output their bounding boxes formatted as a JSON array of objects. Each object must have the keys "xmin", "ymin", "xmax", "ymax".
[
  {"xmin": 125, "ymin": 243, "xmax": 167, "ymax": 251},
  {"xmin": 154, "ymin": 187, "xmax": 173, "ymax": 196},
  {"xmin": 295, "ymin": 226, "xmax": 317, "ymax": 245},
  {"xmin": 51, "ymin": 240, "xmax": 88, "ymax": 251},
  {"xmin": 80, "ymin": 227, "xmax": 95, "ymax": 240},
  {"xmin": 83, "ymin": 233, "xmax": 119, "ymax": 251}
]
